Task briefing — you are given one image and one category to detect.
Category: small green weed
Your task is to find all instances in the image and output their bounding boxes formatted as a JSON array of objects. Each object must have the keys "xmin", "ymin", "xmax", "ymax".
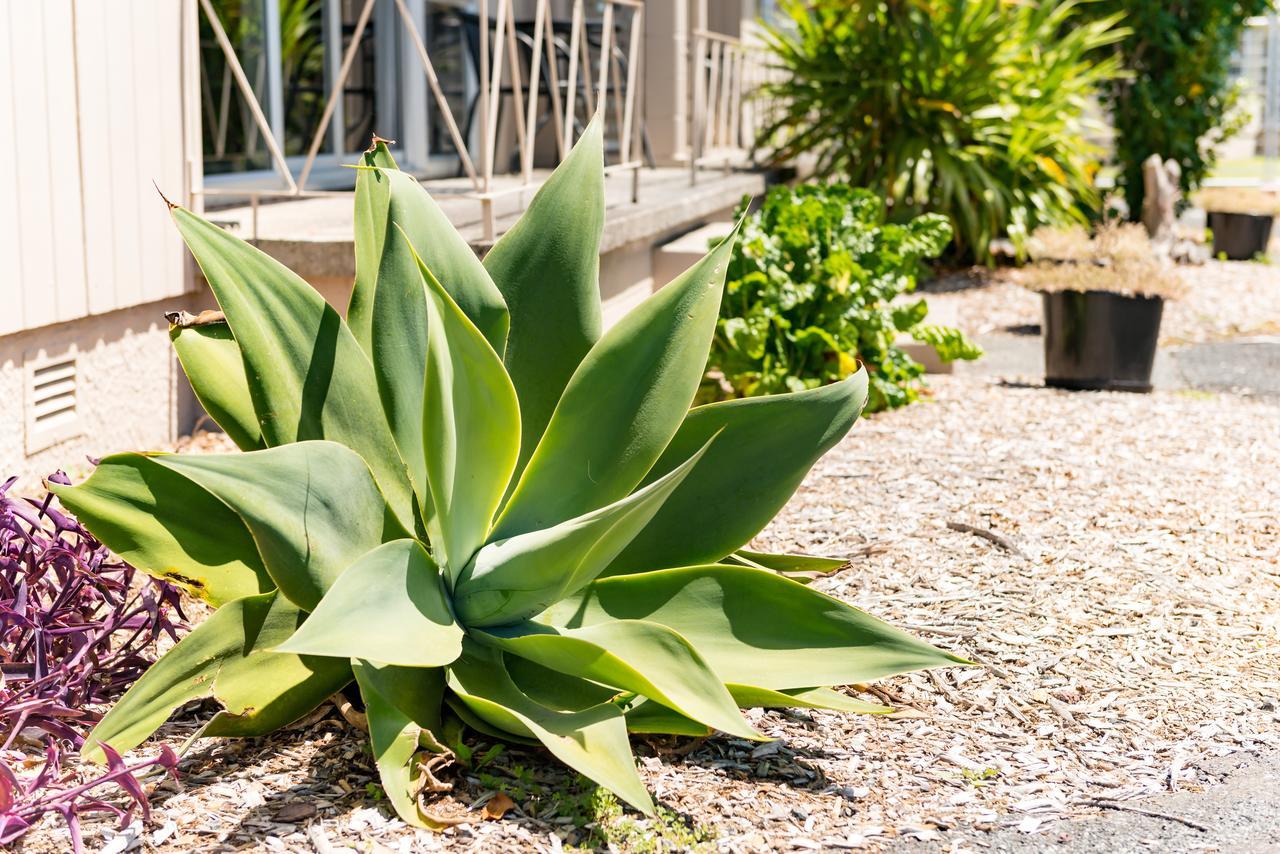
[
  {"xmin": 474, "ymin": 763, "xmax": 716, "ymax": 851},
  {"xmin": 961, "ymin": 767, "xmax": 1000, "ymax": 786}
]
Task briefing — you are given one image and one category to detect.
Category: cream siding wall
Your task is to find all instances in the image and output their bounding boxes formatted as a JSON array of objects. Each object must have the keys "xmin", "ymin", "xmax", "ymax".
[
  {"xmin": 0, "ymin": 0, "xmax": 190, "ymax": 338},
  {"xmin": 1, "ymin": 0, "xmax": 197, "ymax": 480}
]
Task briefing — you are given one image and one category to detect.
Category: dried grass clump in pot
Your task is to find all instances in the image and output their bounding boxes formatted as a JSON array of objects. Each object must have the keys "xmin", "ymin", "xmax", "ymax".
[{"xmin": 1022, "ymin": 222, "xmax": 1186, "ymax": 300}]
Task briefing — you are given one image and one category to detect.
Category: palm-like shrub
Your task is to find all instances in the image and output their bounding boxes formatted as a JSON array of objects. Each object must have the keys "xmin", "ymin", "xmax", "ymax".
[
  {"xmin": 51, "ymin": 122, "xmax": 960, "ymax": 824},
  {"xmin": 758, "ymin": 0, "xmax": 1127, "ymax": 262}
]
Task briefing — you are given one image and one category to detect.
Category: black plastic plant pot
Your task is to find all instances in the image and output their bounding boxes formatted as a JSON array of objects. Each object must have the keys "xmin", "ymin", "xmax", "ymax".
[
  {"xmin": 1041, "ymin": 290, "xmax": 1163, "ymax": 393},
  {"xmin": 1207, "ymin": 211, "xmax": 1274, "ymax": 260}
]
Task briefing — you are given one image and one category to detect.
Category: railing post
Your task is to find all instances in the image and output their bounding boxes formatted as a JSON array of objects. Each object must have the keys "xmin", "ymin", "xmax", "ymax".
[{"xmin": 1267, "ymin": 14, "xmax": 1280, "ymax": 184}]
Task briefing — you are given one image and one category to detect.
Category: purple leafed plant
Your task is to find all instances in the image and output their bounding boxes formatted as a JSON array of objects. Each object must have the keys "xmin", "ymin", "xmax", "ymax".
[{"xmin": 1, "ymin": 474, "xmax": 186, "ymax": 850}]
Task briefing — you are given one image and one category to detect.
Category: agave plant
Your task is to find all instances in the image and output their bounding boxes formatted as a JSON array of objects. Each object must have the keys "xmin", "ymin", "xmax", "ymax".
[{"xmin": 51, "ymin": 120, "xmax": 962, "ymax": 824}]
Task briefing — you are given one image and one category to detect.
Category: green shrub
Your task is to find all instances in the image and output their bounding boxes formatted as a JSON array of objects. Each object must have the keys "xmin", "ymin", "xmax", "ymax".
[
  {"xmin": 51, "ymin": 121, "xmax": 961, "ymax": 826},
  {"xmin": 1078, "ymin": 0, "xmax": 1271, "ymax": 217},
  {"xmin": 703, "ymin": 184, "xmax": 981, "ymax": 413},
  {"xmin": 757, "ymin": 0, "xmax": 1127, "ymax": 262}
]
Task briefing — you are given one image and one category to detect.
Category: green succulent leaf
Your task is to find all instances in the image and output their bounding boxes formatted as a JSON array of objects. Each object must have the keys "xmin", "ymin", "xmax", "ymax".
[
  {"xmin": 504, "ymin": 655, "xmax": 619, "ymax": 710},
  {"xmin": 83, "ymin": 591, "xmax": 350, "ymax": 762},
  {"xmin": 494, "ymin": 218, "xmax": 742, "ymax": 539},
  {"xmin": 410, "ymin": 242, "xmax": 521, "ymax": 577},
  {"xmin": 356, "ymin": 165, "xmax": 510, "ymax": 503},
  {"xmin": 275, "ymin": 540, "xmax": 463, "ymax": 667},
  {"xmin": 447, "ymin": 643, "xmax": 654, "ymax": 815},
  {"xmin": 171, "ymin": 206, "xmax": 415, "ymax": 532},
  {"xmin": 607, "ymin": 371, "xmax": 868, "ymax": 575},
  {"xmin": 484, "ymin": 118, "xmax": 605, "ymax": 481},
  {"xmin": 149, "ymin": 442, "xmax": 402, "ymax": 611},
  {"xmin": 347, "ymin": 140, "xmax": 399, "ymax": 354},
  {"xmin": 546, "ymin": 565, "xmax": 967, "ymax": 690},
  {"xmin": 727, "ymin": 684, "xmax": 891, "ymax": 715},
  {"xmin": 454, "ymin": 437, "xmax": 714, "ymax": 627},
  {"xmin": 352, "ymin": 660, "xmax": 451, "ymax": 830},
  {"xmin": 728, "ymin": 549, "xmax": 850, "ymax": 583},
  {"xmin": 623, "ymin": 700, "xmax": 713, "ymax": 736},
  {"xmin": 169, "ymin": 320, "xmax": 263, "ymax": 451},
  {"xmin": 442, "ymin": 693, "xmax": 538, "ymax": 746},
  {"xmin": 384, "ymin": 171, "xmax": 509, "ymax": 350},
  {"xmin": 623, "ymin": 684, "xmax": 889, "ymax": 737},
  {"xmin": 49, "ymin": 455, "xmax": 273, "ymax": 606},
  {"xmin": 476, "ymin": 619, "xmax": 761, "ymax": 740}
]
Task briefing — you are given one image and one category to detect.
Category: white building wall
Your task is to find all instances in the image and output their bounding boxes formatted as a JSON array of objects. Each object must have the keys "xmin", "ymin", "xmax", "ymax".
[{"xmin": 0, "ymin": 0, "xmax": 197, "ymax": 480}]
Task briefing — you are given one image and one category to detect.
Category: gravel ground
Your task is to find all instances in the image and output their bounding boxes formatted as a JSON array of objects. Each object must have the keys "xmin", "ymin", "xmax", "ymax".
[{"xmin": 17, "ymin": 261, "xmax": 1280, "ymax": 853}]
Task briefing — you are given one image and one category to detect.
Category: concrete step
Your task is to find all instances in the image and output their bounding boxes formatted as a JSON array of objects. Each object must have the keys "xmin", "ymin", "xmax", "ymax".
[{"xmin": 652, "ymin": 221, "xmax": 736, "ymax": 289}]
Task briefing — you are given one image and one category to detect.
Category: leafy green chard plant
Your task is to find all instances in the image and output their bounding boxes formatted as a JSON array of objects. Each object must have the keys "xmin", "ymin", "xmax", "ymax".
[
  {"xmin": 51, "ymin": 122, "xmax": 963, "ymax": 825},
  {"xmin": 706, "ymin": 184, "xmax": 981, "ymax": 412}
]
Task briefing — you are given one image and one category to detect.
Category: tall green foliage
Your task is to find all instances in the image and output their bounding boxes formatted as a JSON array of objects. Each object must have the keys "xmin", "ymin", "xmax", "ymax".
[
  {"xmin": 1079, "ymin": 0, "xmax": 1271, "ymax": 217},
  {"xmin": 704, "ymin": 185, "xmax": 981, "ymax": 412},
  {"xmin": 52, "ymin": 121, "xmax": 962, "ymax": 825},
  {"xmin": 758, "ymin": 0, "xmax": 1127, "ymax": 262}
]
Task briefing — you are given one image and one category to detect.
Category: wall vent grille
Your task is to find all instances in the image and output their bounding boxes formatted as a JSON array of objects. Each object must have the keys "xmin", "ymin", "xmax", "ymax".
[{"xmin": 25, "ymin": 349, "xmax": 83, "ymax": 455}]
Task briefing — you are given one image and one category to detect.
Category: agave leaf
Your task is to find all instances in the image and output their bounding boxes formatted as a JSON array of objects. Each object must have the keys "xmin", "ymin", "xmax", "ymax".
[
  {"xmin": 383, "ymin": 171, "xmax": 509, "ymax": 350},
  {"xmin": 275, "ymin": 540, "xmax": 463, "ymax": 667},
  {"xmin": 169, "ymin": 321, "xmax": 263, "ymax": 451},
  {"xmin": 83, "ymin": 591, "xmax": 350, "ymax": 762},
  {"xmin": 348, "ymin": 140, "xmax": 399, "ymax": 353},
  {"xmin": 442, "ymin": 694, "xmax": 539, "ymax": 746},
  {"xmin": 726, "ymin": 684, "xmax": 891, "ymax": 714},
  {"xmin": 49, "ymin": 455, "xmax": 273, "ymax": 606},
  {"xmin": 545, "ymin": 565, "xmax": 967, "ymax": 690},
  {"xmin": 476, "ymin": 619, "xmax": 761, "ymax": 740},
  {"xmin": 447, "ymin": 643, "xmax": 654, "ymax": 815},
  {"xmin": 606, "ymin": 371, "xmax": 868, "ymax": 575},
  {"xmin": 727, "ymin": 549, "xmax": 850, "ymax": 583},
  {"xmin": 171, "ymin": 207, "xmax": 415, "ymax": 531},
  {"xmin": 484, "ymin": 119, "xmax": 604, "ymax": 481},
  {"xmin": 504, "ymin": 655, "xmax": 619, "ymax": 709},
  {"xmin": 453, "ymin": 438, "xmax": 713, "ymax": 627},
  {"xmin": 358, "ymin": 170, "xmax": 510, "ymax": 502},
  {"xmin": 622, "ymin": 685, "xmax": 889, "ymax": 737},
  {"xmin": 494, "ymin": 219, "xmax": 743, "ymax": 539},
  {"xmin": 352, "ymin": 660, "xmax": 451, "ymax": 830},
  {"xmin": 409, "ymin": 241, "xmax": 521, "ymax": 576},
  {"xmin": 624, "ymin": 700, "xmax": 713, "ymax": 736},
  {"xmin": 150, "ymin": 442, "xmax": 402, "ymax": 611}
]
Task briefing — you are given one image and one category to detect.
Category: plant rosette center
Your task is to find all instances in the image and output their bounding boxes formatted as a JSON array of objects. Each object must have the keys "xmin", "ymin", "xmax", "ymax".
[{"xmin": 52, "ymin": 119, "xmax": 964, "ymax": 826}]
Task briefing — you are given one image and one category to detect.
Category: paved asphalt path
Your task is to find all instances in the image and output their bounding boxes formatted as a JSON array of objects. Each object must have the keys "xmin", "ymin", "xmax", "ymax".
[{"xmin": 959, "ymin": 331, "xmax": 1280, "ymax": 399}]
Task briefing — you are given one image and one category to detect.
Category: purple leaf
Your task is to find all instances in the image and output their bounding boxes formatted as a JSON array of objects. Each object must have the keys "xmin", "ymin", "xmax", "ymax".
[{"xmin": 0, "ymin": 474, "xmax": 187, "ymax": 848}]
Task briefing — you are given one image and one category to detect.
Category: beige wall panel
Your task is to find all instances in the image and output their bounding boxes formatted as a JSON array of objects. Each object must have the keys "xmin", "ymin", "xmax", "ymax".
[
  {"xmin": 75, "ymin": 0, "xmax": 119, "ymax": 316},
  {"xmin": 74, "ymin": 0, "xmax": 188, "ymax": 318},
  {"xmin": 0, "ymin": 9, "xmax": 21, "ymax": 336},
  {"xmin": 7, "ymin": 2, "xmax": 88, "ymax": 331}
]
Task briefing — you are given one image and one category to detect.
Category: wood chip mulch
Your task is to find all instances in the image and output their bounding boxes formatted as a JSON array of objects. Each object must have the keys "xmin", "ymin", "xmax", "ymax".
[{"xmin": 20, "ymin": 260, "xmax": 1280, "ymax": 852}]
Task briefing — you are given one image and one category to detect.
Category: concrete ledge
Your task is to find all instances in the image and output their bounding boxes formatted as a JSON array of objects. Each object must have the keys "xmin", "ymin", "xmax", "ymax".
[
  {"xmin": 653, "ymin": 221, "xmax": 736, "ymax": 290},
  {"xmin": 212, "ymin": 168, "xmax": 765, "ymax": 281}
]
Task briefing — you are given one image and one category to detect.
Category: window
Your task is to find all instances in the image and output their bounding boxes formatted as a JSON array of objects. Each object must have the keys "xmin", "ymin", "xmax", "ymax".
[{"xmin": 199, "ymin": 0, "xmax": 472, "ymax": 192}]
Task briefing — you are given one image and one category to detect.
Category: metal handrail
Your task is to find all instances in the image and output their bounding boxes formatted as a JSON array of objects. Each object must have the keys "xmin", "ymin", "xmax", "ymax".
[{"xmin": 188, "ymin": 0, "xmax": 645, "ymax": 241}]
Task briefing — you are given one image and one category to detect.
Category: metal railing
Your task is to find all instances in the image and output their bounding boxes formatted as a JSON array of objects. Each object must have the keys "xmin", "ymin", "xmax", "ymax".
[
  {"xmin": 189, "ymin": 0, "xmax": 645, "ymax": 241},
  {"xmin": 687, "ymin": 1, "xmax": 779, "ymax": 183}
]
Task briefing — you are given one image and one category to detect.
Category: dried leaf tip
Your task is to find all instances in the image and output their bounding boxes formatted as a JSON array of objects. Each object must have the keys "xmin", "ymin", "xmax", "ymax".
[
  {"xmin": 153, "ymin": 180, "xmax": 178, "ymax": 211},
  {"xmin": 165, "ymin": 309, "xmax": 227, "ymax": 328}
]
